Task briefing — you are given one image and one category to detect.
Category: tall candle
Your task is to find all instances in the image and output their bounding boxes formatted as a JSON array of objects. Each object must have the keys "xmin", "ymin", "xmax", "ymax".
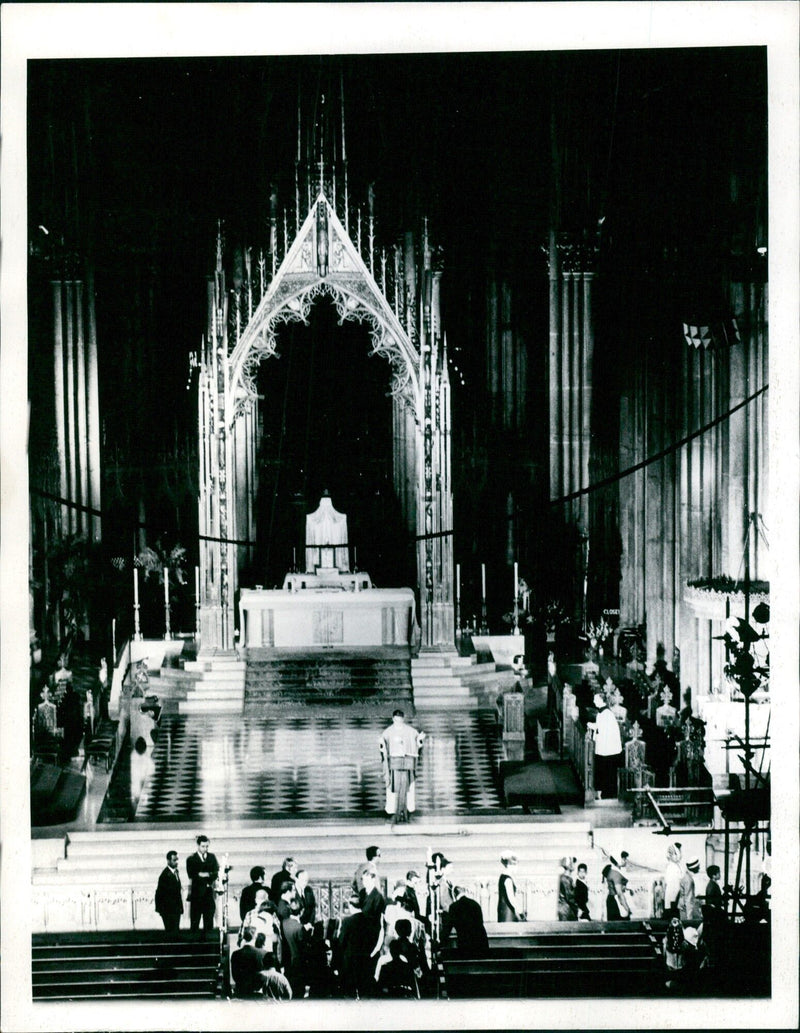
[
  {"xmin": 164, "ymin": 567, "xmax": 169, "ymax": 607},
  {"xmin": 133, "ymin": 567, "xmax": 139, "ymax": 606},
  {"xmin": 514, "ymin": 561, "xmax": 519, "ymax": 600},
  {"xmin": 481, "ymin": 563, "xmax": 486, "ymax": 599},
  {"xmin": 456, "ymin": 563, "xmax": 461, "ymax": 601},
  {"xmin": 195, "ymin": 565, "xmax": 200, "ymax": 600}
]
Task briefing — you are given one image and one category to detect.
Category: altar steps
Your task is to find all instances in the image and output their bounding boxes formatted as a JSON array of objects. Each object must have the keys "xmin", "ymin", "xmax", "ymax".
[
  {"xmin": 412, "ymin": 653, "xmax": 517, "ymax": 710},
  {"xmin": 243, "ymin": 650, "xmax": 414, "ymax": 710},
  {"xmin": 439, "ymin": 922, "xmax": 663, "ymax": 998},
  {"xmin": 32, "ymin": 821, "xmax": 596, "ymax": 931},
  {"xmin": 177, "ymin": 657, "xmax": 246, "ymax": 715},
  {"xmin": 32, "ymin": 932, "xmax": 219, "ymax": 1000}
]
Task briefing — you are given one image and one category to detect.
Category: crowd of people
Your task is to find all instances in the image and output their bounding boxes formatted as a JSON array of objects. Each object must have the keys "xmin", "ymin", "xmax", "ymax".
[
  {"xmin": 227, "ymin": 845, "xmax": 438, "ymax": 1000},
  {"xmin": 147, "ymin": 831, "xmax": 742, "ymax": 1000},
  {"xmin": 152, "ymin": 839, "xmax": 515, "ymax": 999},
  {"xmin": 550, "ymin": 642, "xmax": 710, "ymax": 797},
  {"xmin": 30, "ymin": 653, "xmax": 105, "ymax": 766}
]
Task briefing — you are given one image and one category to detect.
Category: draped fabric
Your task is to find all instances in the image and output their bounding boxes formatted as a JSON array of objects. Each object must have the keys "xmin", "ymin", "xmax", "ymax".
[{"xmin": 305, "ymin": 495, "xmax": 349, "ymax": 571}]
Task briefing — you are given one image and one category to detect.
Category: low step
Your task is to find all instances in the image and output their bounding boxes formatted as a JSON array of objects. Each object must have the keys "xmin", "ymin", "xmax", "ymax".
[
  {"xmin": 179, "ymin": 699, "xmax": 242, "ymax": 714},
  {"xmin": 184, "ymin": 659, "xmax": 246, "ymax": 673},
  {"xmin": 415, "ymin": 699, "xmax": 477, "ymax": 708}
]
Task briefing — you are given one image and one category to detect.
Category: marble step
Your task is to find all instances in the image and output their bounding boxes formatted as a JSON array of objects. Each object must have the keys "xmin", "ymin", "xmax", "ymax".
[
  {"xmin": 412, "ymin": 655, "xmax": 477, "ymax": 668},
  {"xmin": 61, "ymin": 819, "xmax": 592, "ymax": 848},
  {"xmin": 150, "ymin": 668, "xmax": 199, "ymax": 683},
  {"xmin": 179, "ymin": 699, "xmax": 243, "ymax": 714},
  {"xmin": 415, "ymin": 699, "xmax": 479, "ymax": 710},
  {"xmin": 184, "ymin": 659, "xmax": 246, "ymax": 673}
]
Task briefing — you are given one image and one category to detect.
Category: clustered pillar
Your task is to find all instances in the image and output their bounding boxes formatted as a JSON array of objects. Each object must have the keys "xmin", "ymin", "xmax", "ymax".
[{"xmin": 51, "ymin": 275, "xmax": 102, "ymax": 541}]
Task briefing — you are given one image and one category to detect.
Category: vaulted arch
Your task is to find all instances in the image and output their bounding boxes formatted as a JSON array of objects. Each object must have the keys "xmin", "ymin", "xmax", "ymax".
[{"xmin": 197, "ymin": 188, "xmax": 453, "ymax": 652}]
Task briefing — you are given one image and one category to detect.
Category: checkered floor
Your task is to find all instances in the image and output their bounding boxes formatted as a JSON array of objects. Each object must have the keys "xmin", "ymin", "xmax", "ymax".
[{"xmin": 100, "ymin": 709, "xmax": 505, "ymax": 823}]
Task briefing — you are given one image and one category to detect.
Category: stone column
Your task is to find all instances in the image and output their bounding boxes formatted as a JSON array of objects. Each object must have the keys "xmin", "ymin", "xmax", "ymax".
[
  {"xmin": 85, "ymin": 271, "xmax": 102, "ymax": 543},
  {"xmin": 75, "ymin": 281, "xmax": 89, "ymax": 534},
  {"xmin": 548, "ymin": 232, "xmax": 562, "ymax": 501},
  {"xmin": 52, "ymin": 281, "xmax": 69, "ymax": 532},
  {"xmin": 64, "ymin": 281, "xmax": 78, "ymax": 534}
]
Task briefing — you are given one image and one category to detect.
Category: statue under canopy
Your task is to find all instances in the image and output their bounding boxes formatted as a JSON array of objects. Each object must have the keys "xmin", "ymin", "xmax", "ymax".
[{"xmin": 305, "ymin": 492, "xmax": 349, "ymax": 572}]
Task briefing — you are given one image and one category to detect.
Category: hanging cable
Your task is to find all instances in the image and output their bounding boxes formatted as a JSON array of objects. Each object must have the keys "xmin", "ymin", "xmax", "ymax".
[{"xmin": 550, "ymin": 382, "xmax": 768, "ymax": 506}]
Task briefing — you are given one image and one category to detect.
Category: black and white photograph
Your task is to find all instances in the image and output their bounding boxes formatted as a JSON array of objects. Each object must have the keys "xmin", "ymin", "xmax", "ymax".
[{"xmin": 1, "ymin": 3, "xmax": 798, "ymax": 1030}]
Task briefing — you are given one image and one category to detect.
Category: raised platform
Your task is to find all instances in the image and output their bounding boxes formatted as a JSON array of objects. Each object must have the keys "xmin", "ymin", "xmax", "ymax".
[{"xmin": 32, "ymin": 819, "xmax": 602, "ymax": 932}]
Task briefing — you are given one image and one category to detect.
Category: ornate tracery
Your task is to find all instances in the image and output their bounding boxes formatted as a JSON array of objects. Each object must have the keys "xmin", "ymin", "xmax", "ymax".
[{"xmin": 197, "ymin": 185, "xmax": 453, "ymax": 652}]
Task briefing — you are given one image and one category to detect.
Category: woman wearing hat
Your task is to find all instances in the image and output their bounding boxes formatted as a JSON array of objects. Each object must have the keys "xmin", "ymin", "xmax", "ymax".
[
  {"xmin": 664, "ymin": 843, "xmax": 684, "ymax": 914},
  {"xmin": 557, "ymin": 857, "xmax": 578, "ymax": 921},
  {"xmin": 678, "ymin": 856, "xmax": 701, "ymax": 921},
  {"xmin": 497, "ymin": 853, "xmax": 525, "ymax": 922}
]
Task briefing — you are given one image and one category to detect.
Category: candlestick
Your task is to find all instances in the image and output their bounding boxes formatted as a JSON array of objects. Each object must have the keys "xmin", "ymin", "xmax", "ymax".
[
  {"xmin": 163, "ymin": 566, "xmax": 172, "ymax": 640},
  {"xmin": 513, "ymin": 561, "xmax": 520, "ymax": 636},
  {"xmin": 480, "ymin": 563, "xmax": 488, "ymax": 635},
  {"xmin": 133, "ymin": 567, "xmax": 142, "ymax": 641},
  {"xmin": 112, "ymin": 618, "xmax": 116, "ymax": 659},
  {"xmin": 456, "ymin": 563, "xmax": 461, "ymax": 601},
  {"xmin": 195, "ymin": 565, "xmax": 201, "ymax": 642}
]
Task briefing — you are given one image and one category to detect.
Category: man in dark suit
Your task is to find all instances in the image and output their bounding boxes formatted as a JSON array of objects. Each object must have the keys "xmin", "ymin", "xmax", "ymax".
[
  {"xmin": 230, "ymin": 925, "xmax": 262, "ymax": 997},
  {"xmin": 404, "ymin": 869, "xmax": 423, "ymax": 921},
  {"xmin": 239, "ymin": 865, "xmax": 266, "ymax": 923},
  {"xmin": 295, "ymin": 868, "xmax": 316, "ymax": 927},
  {"xmin": 186, "ymin": 834, "xmax": 219, "ymax": 937},
  {"xmin": 155, "ymin": 850, "xmax": 183, "ymax": 933},
  {"xmin": 333, "ymin": 895, "xmax": 375, "ymax": 999},
  {"xmin": 269, "ymin": 857, "xmax": 297, "ymax": 904},
  {"xmin": 441, "ymin": 885, "xmax": 489, "ymax": 956}
]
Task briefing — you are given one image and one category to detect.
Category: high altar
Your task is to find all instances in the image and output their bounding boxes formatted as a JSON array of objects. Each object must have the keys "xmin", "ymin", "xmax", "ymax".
[
  {"xmin": 239, "ymin": 495, "xmax": 415, "ymax": 649},
  {"xmin": 196, "ymin": 127, "xmax": 454, "ymax": 654}
]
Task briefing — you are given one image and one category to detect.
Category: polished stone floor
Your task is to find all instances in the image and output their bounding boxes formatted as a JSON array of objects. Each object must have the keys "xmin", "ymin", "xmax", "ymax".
[{"xmin": 99, "ymin": 709, "xmax": 506, "ymax": 823}]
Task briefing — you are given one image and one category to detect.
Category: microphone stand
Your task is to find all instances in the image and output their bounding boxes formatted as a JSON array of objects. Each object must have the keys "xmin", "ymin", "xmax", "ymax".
[{"xmin": 218, "ymin": 854, "xmax": 232, "ymax": 997}]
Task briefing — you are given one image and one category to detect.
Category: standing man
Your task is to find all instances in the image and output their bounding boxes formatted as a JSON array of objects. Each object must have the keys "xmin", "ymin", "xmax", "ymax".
[
  {"xmin": 186, "ymin": 834, "xmax": 219, "ymax": 937},
  {"xmin": 270, "ymin": 857, "xmax": 298, "ymax": 904},
  {"xmin": 352, "ymin": 846, "xmax": 381, "ymax": 906},
  {"xmin": 155, "ymin": 850, "xmax": 183, "ymax": 933},
  {"xmin": 240, "ymin": 865, "xmax": 267, "ymax": 922},
  {"xmin": 590, "ymin": 693, "xmax": 623, "ymax": 799},
  {"xmin": 574, "ymin": 863, "xmax": 591, "ymax": 920},
  {"xmin": 403, "ymin": 870, "xmax": 424, "ymax": 922},
  {"xmin": 379, "ymin": 710, "xmax": 425, "ymax": 824},
  {"xmin": 295, "ymin": 868, "xmax": 316, "ymax": 928}
]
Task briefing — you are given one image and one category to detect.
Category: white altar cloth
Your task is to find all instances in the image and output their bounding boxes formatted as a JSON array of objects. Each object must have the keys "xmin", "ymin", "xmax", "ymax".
[{"xmin": 239, "ymin": 586, "xmax": 415, "ymax": 649}]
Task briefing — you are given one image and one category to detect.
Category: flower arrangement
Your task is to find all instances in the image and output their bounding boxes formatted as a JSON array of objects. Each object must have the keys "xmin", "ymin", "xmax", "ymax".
[
  {"xmin": 538, "ymin": 600, "xmax": 567, "ymax": 634},
  {"xmin": 587, "ymin": 617, "xmax": 612, "ymax": 647},
  {"xmin": 135, "ymin": 541, "xmax": 188, "ymax": 585}
]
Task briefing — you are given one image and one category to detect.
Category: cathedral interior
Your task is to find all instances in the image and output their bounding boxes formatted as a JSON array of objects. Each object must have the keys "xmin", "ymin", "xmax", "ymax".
[{"xmin": 9, "ymin": 31, "xmax": 793, "ymax": 1021}]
